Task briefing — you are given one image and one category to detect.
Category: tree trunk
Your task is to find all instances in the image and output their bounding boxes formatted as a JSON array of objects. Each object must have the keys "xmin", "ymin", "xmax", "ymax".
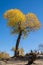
[{"xmin": 15, "ymin": 31, "xmax": 22, "ymax": 57}]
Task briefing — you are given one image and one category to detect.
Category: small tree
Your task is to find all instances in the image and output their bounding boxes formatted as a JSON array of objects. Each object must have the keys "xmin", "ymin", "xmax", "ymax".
[
  {"xmin": 3, "ymin": 9, "xmax": 40, "ymax": 57},
  {"xmin": 0, "ymin": 52, "xmax": 10, "ymax": 59},
  {"xmin": 11, "ymin": 47, "xmax": 24, "ymax": 56}
]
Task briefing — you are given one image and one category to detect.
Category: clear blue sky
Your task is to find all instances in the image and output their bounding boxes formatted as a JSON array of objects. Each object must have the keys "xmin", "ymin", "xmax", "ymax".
[{"xmin": 0, "ymin": 0, "xmax": 43, "ymax": 56}]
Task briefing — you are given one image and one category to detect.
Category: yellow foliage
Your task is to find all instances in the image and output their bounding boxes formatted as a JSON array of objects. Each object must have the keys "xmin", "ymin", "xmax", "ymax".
[
  {"xmin": 26, "ymin": 13, "xmax": 40, "ymax": 30},
  {"xmin": 0, "ymin": 52, "xmax": 10, "ymax": 59},
  {"xmin": 4, "ymin": 9, "xmax": 26, "ymax": 27},
  {"xmin": 3, "ymin": 9, "xmax": 40, "ymax": 34}
]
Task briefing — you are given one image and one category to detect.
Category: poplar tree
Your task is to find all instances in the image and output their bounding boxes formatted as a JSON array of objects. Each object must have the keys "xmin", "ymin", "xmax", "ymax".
[{"xmin": 3, "ymin": 9, "xmax": 40, "ymax": 57}]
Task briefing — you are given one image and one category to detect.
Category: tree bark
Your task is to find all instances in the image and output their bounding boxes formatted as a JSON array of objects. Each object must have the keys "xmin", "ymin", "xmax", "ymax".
[{"xmin": 15, "ymin": 31, "xmax": 22, "ymax": 57}]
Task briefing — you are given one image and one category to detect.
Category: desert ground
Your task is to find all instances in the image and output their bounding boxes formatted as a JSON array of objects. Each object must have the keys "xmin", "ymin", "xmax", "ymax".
[{"xmin": 0, "ymin": 59, "xmax": 43, "ymax": 65}]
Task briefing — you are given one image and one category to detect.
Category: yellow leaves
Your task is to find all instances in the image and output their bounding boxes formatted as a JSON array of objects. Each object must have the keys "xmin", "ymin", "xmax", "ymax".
[
  {"xmin": 4, "ymin": 9, "xmax": 26, "ymax": 27},
  {"xmin": 0, "ymin": 52, "xmax": 10, "ymax": 59},
  {"xmin": 26, "ymin": 13, "xmax": 40, "ymax": 30},
  {"xmin": 3, "ymin": 9, "xmax": 41, "ymax": 34},
  {"xmin": 7, "ymin": 20, "xmax": 15, "ymax": 27}
]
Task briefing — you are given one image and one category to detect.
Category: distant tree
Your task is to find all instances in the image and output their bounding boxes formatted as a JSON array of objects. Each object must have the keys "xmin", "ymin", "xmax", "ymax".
[
  {"xmin": 3, "ymin": 9, "xmax": 40, "ymax": 57},
  {"xmin": 38, "ymin": 44, "xmax": 43, "ymax": 54}
]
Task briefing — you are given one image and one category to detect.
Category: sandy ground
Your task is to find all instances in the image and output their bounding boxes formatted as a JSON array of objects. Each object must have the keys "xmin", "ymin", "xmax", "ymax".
[
  {"xmin": 0, "ymin": 59, "xmax": 43, "ymax": 65},
  {"xmin": 0, "ymin": 60, "xmax": 28, "ymax": 65},
  {"xmin": 32, "ymin": 59, "xmax": 43, "ymax": 65}
]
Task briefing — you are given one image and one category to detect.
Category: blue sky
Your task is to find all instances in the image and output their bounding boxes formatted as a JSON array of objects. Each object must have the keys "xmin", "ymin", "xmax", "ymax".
[{"xmin": 0, "ymin": 0, "xmax": 43, "ymax": 56}]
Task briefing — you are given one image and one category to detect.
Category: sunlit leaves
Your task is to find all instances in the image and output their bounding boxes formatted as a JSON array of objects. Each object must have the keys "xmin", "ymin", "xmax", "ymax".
[
  {"xmin": 26, "ymin": 13, "xmax": 40, "ymax": 30},
  {"xmin": 0, "ymin": 52, "xmax": 10, "ymax": 59},
  {"xmin": 3, "ymin": 9, "xmax": 40, "ymax": 36},
  {"xmin": 4, "ymin": 9, "xmax": 26, "ymax": 28}
]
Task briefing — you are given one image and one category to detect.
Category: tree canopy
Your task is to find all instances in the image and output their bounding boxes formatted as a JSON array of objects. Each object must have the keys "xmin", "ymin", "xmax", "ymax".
[{"xmin": 3, "ymin": 9, "xmax": 40, "ymax": 36}]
